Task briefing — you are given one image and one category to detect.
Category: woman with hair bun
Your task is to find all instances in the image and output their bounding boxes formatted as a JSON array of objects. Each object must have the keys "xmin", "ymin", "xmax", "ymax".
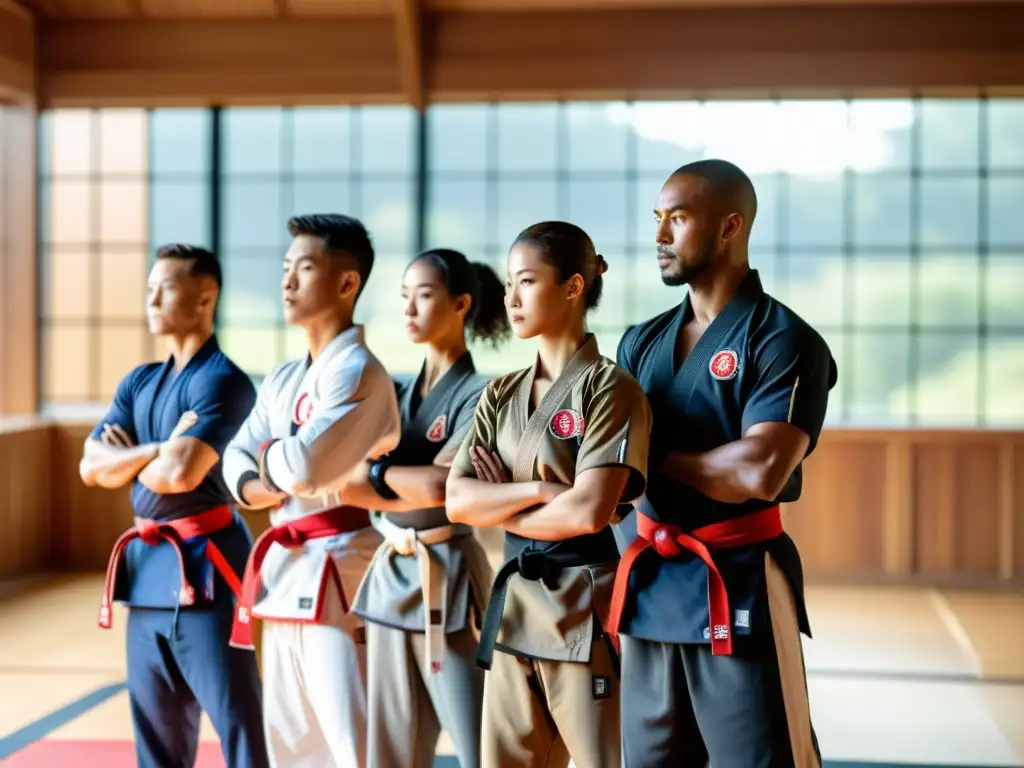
[
  {"xmin": 446, "ymin": 221, "xmax": 653, "ymax": 767},
  {"xmin": 344, "ymin": 247, "xmax": 511, "ymax": 768}
]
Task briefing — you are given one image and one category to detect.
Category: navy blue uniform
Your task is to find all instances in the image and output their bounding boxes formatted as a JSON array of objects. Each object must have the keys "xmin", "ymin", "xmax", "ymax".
[
  {"xmin": 613, "ymin": 270, "xmax": 836, "ymax": 768},
  {"xmin": 91, "ymin": 336, "xmax": 269, "ymax": 768}
]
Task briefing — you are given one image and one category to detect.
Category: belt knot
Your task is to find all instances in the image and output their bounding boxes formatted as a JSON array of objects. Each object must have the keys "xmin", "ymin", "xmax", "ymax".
[
  {"xmin": 391, "ymin": 529, "xmax": 418, "ymax": 557},
  {"xmin": 275, "ymin": 526, "xmax": 306, "ymax": 549},
  {"xmin": 136, "ymin": 521, "xmax": 162, "ymax": 546},
  {"xmin": 517, "ymin": 547, "xmax": 561, "ymax": 589},
  {"xmin": 651, "ymin": 524, "xmax": 683, "ymax": 558}
]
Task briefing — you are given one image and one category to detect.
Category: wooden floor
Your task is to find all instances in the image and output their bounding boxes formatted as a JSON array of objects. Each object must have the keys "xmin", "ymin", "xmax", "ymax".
[{"xmin": 0, "ymin": 574, "xmax": 1022, "ymax": 767}]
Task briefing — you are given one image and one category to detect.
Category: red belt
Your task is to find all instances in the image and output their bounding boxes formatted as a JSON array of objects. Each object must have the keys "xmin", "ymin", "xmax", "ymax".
[
  {"xmin": 229, "ymin": 506, "xmax": 370, "ymax": 649},
  {"xmin": 606, "ymin": 506, "xmax": 784, "ymax": 656},
  {"xmin": 99, "ymin": 505, "xmax": 240, "ymax": 630}
]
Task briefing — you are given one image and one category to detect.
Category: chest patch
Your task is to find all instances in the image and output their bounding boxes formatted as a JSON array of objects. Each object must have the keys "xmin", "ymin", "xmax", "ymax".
[
  {"xmin": 549, "ymin": 409, "xmax": 585, "ymax": 440},
  {"xmin": 294, "ymin": 392, "xmax": 315, "ymax": 426},
  {"xmin": 709, "ymin": 349, "xmax": 739, "ymax": 381},
  {"xmin": 426, "ymin": 414, "xmax": 447, "ymax": 443}
]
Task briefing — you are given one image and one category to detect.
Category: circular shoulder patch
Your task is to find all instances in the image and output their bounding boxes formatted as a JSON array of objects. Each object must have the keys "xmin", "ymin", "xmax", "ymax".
[
  {"xmin": 426, "ymin": 414, "xmax": 447, "ymax": 443},
  {"xmin": 294, "ymin": 392, "xmax": 314, "ymax": 425},
  {"xmin": 709, "ymin": 350, "xmax": 739, "ymax": 381},
  {"xmin": 549, "ymin": 409, "xmax": 585, "ymax": 440}
]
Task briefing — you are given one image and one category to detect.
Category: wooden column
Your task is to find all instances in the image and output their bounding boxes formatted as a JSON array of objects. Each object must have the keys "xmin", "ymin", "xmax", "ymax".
[{"xmin": 0, "ymin": 0, "xmax": 37, "ymax": 416}]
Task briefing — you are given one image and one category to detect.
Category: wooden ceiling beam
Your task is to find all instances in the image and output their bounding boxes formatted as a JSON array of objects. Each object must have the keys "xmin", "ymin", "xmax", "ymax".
[
  {"xmin": 0, "ymin": 0, "xmax": 35, "ymax": 104},
  {"xmin": 392, "ymin": 0, "xmax": 423, "ymax": 111}
]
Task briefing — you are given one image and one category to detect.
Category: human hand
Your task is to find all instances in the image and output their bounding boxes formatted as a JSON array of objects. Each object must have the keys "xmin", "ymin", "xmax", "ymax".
[
  {"xmin": 169, "ymin": 410, "xmax": 198, "ymax": 440},
  {"xmin": 470, "ymin": 446, "xmax": 509, "ymax": 483},
  {"xmin": 101, "ymin": 423, "xmax": 136, "ymax": 449}
]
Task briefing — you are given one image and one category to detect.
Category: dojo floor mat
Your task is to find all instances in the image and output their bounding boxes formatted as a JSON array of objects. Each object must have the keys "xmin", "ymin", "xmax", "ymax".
[{"xmin": 1, "ymin": 575, "xmax": 1022, "ymax": 767}]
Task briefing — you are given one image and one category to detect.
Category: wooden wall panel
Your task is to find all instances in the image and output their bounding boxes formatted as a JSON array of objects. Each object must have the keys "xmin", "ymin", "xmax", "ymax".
[
  {"xmin": 0, "ymin": 421, "xmax": 52, "ymax": 580},
  {"xmin": 34, "ymin": 2, "xmax": 1024, "ymax": 106},
  {"xmin": 0, "ymin": 104, "xmax": 38, "ymax": 417},
  {"xmin": 50, "ymin": 423, "xmax": 134, "ymax": 570},
  {"xmin": 0, "ymin": 0, "xmax": 35, "ymax": 104}
]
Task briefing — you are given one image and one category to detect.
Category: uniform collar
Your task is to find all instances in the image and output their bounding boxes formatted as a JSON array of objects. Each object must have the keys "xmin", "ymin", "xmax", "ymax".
[
  {"xmin": 318, "ymin": 324, "xmax": 365, "ymax": 359},
  {"xmin": 531, "ymin": 333, "xmax": 600, "ymax": 378}
]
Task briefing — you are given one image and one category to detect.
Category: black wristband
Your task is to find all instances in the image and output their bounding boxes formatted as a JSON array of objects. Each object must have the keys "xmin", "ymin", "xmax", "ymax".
[
  {"xmin": 236, "ymin": 470, "xmax": 260, "ymax": 507},
  {"xmin": 259, "ymin": 438, "xmax": 285, "ymax": 495},
  {"xmin": 367, "ymin": 459, "xmax": 398, "ymax": 500}
]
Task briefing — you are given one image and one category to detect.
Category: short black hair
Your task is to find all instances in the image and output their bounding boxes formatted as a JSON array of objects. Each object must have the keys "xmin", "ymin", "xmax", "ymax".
[
  {"xmin": 410, "ymin": 249, "xmax": 511, "ymax": 347},
  {"xmin": 287, "ymin": 214, "xmax": 375, "ymax": 300},
  {"xmin": 156, "ymin": 244, "xmax": 221, "ymax": 289},
  {"xmin": 671, "ymin": 158, "xmax": 758, "ymax": 229},
  {"xmin": 511, "ymin": 221, "xmax": 605, "ymax": 312}
]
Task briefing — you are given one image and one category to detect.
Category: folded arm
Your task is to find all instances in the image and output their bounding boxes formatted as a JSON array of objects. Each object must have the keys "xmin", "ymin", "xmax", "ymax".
[
  {"xmin": 660, "ymin": 328, "xmax": 833, "ymax": 504},
  {"xmin": 446, "ymin": 465, "xmax": 566, "ymax": 528},
  {"xmin": 659, "ymin": 422, "xmax": 809, "ymax": 503},
  {"xmin": 260, "ymin": 356, "xmax": 399, "ymax": 498},
  {"xmin": 342, "ymin": 462, "xmax": 449, "ymax": 513},
  {"xmin": 501, "ymin": 465, "xmax": 632, "ymax": 541},
  {"xmin": 137, "ymin": 437, "xmax": 222, "ymax": 495},
  {"xmin": 79, "ymin": 439, "xmax": 159, "ymax": 489},
  {"xmin": 223, "ymin": 372, "xmax": 283, "ymax": 510}
]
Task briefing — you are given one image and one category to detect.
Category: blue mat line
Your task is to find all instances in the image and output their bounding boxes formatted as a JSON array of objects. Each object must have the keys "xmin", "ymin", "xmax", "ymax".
[{"xmin": 0, "ymin": 682, "xmax": 127, "ymax": 760}]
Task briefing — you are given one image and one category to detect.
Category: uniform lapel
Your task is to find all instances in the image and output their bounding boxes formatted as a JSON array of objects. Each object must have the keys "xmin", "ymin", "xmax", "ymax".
[
  {"xmin": 407, "ymin": 352, "xmax": 474, "ymax": 444},
  {"xmin": 512, "ymin": 335, "xmax": 600, "ymax": 483},
  {"xmin": 670, "ymin": 270, "xmax": 763, "ymax": 409}
]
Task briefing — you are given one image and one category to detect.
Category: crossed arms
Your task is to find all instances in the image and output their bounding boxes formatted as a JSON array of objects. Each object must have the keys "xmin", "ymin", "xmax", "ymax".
[
  {"xmin": 221, "ymin": 355, "xmax": 399, "ymax": 511},
  {"xmin": 79, "ymin": 412, "xmax": 222, "ymax": 494}
]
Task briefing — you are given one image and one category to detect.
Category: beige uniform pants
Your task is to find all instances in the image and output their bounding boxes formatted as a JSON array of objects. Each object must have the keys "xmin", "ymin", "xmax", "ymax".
[
  {"xmin": 482, "ymin": 637, "xmax": 620, "ymax": 768},
  {"xmin": 261, "ymin": 576, "xmax": 368, "ymax": 768}
]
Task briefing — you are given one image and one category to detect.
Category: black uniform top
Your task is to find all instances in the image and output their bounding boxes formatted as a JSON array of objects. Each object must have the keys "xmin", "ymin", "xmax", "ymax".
[
  {"xmin": 615, "ymin": 269, "xmax": 837, "ymax": 644},
  {"xmin": 385, "ymin": 351, "xmax": 487, "ymax": 530}
]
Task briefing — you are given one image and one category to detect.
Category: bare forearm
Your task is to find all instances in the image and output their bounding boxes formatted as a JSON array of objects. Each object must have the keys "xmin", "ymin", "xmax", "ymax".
[
  {"xmin": 660, "ymin": 435, "xmax": 782, "ymax": 503},
  {"xmin": 446, "ymin": 478, "xmax": 564, "ymax": 528},
  {"xmin": 137, "ymin": 448, "xmax": 190, "ymax": 494},
  {"xmin": 342, "ymin": 481, "xmax": 423, "ymax": 513},
  {"xmin": 502, "ymin": 486, "xmax": 598, "ymax": 541},
  {"xmin": 240, "ymin": 478, "xmax": 288, "ymax": 510},
  {"xmin": 81, "ymin": 442, "xmax": 158, "ymax": 488}
]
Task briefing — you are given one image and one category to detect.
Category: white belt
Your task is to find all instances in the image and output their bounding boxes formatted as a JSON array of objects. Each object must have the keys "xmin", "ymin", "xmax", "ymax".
[{"xmin": 372, "ymin": 514, "xmax": 457, "ymax": 674}]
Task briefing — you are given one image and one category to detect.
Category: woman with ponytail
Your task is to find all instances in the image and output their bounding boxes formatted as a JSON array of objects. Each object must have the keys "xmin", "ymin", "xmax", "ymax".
[
  {"xmin": 344, "ymin": 247, "xmax": 510, "ymax": 768},
  {"xmin": 445, "ymin": 221, "xmax": 653, "ymax": 767}
]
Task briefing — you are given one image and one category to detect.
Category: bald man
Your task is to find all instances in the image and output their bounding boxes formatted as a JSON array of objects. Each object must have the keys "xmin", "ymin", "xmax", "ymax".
[{"xmin": 606, "ymin": 159, "xmax": 838, "ymax": 767}]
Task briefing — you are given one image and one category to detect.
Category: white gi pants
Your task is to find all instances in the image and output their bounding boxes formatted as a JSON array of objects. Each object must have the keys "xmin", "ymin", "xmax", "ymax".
[{"xmin": 261, "ymin": 563, "xmax": 369, "ymax": 767}]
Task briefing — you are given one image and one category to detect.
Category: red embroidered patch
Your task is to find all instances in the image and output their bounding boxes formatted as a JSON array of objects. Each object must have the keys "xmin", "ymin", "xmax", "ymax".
[
  {"xmin": 709, "ymin": 350, "xmax": 739, "ymax": 381},
  {"xmin": 426, "ymin": 414, "xmax": 447, "ymax": 443},
  {"xmin": 549, "ymin": 409, "xmax": 585, "ymax": 440},
  {"xmin": 294, "ymin": 392, "xmax": 314, "ymax": 425}
]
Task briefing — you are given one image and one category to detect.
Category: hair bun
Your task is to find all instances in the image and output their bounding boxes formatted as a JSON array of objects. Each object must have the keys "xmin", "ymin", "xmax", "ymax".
[{"xmin": 596, "ymin": 254, "xmax": 608, "ymax": 275}]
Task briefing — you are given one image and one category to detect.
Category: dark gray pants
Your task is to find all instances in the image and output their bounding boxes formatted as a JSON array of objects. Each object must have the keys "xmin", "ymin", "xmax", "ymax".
[{"xmin": 620, "ymin": 557, "xmax": 821, "ymax": 768}]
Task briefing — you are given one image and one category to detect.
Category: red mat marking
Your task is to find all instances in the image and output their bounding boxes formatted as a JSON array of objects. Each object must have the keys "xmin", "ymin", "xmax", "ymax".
[{"xmin": 3, "ymin": 740, "xmax": 225, "ymax": 767}]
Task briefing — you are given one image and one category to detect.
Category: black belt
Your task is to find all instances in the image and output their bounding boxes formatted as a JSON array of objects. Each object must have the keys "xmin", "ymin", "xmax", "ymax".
[{"xmin": 476, "ymin": 534, "xmax": 617, "ymax": 671}]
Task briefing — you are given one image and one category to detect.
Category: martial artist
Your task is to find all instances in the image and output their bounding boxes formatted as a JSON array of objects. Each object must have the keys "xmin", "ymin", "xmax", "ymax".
[
  {"xmin": 607, "ymin": 159, "xmax": 837, "ymax": 767},
  {"xmin": 221, "ymin": 213, "xmax": 401, "ymax": 768},
  {"xmin": 79, "ymin": 244, "xmax": 268, "ymax": 768},
  {"xmin": 344, "ymin": 248, "xmax": 510, "ymax": 768},
  {"xmin": 447, "ymin": 221, "xmax": 653, "ymax": 768}
]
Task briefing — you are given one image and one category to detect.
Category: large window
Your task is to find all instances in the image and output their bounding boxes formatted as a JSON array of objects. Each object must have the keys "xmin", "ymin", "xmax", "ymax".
[
  {"xmin": 217, "ymin": 106, "xmax": 417, "ymax": 377},
  {"xmin": 426, "ymin": 98, "xmax": 1024, "ymax": 427},
  {"xmin": 38, "ymin": 97, "xmax": 1024, "ymax": 427},
  {"xmin": 38, "ymin": 108, "xmax": 211, "ymax": 409}
]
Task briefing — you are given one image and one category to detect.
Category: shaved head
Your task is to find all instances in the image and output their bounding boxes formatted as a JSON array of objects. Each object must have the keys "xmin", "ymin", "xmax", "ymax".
[
  {"xmin": 670, "ymin": 158, "xmax": 757, "ymax": 235},
  {"xmin": 654, "ymin": 159, "xmax": 758, "ymax": 286}
]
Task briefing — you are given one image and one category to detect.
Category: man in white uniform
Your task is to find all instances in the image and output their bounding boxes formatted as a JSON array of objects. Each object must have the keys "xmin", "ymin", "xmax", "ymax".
[{"xmin": 222, "ymin": 214, "xmax": 400, "ymax": 768}]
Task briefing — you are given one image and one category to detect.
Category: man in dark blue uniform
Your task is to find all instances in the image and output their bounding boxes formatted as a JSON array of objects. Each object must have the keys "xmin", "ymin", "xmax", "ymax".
[
  {"xmin": 79, "ymin": 244, "xmax": 269, "ymax": 768},
  {"xmin": 607, "ymin": 160, "xmax": 837, "ymax": 767}
]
